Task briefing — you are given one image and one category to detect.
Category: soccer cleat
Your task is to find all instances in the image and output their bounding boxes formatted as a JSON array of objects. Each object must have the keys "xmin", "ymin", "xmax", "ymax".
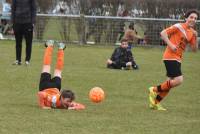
[
  {"xmin": 44, "ymin": 40, "xmax": 54, "ymax": 47},
  {"xmin": 148, "ymin": 87, "xmax": 157, "ymax": 108},
  {"xmin": 154, "ymin": 103, "xmax": 167, "ymax": 111},
  {"xmin": 149, "ymin": 103, "xmax": 167, "ymax": 111},
  {"xmin": 132, "ymin": 64, "xmax": 139, "ymax": 70},
  {"xmin": 148, "ymin": 87, "xmax": 167, "ymax": 111},
  {"xmin": 57, "ymin": 42, "xmax": 66, "ymax": 50},
  {"xmin": 12, "ymin": 60, "xmax": 21, "ymax": 65},
  {"xmin": 149, "ymin": 103, "xmax": 154, "ymax": 109}
]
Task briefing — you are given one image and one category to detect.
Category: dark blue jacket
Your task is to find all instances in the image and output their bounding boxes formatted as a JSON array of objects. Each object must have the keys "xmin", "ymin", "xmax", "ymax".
[{"xmin": 110, "ymin": 47, "xmax": 134, "ymax": 66}]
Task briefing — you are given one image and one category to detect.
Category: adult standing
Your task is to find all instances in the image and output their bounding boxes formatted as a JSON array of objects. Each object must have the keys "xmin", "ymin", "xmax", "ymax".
[{"xmin": 11, "ymin": 0, "xmax": 36, "ymax": 65}]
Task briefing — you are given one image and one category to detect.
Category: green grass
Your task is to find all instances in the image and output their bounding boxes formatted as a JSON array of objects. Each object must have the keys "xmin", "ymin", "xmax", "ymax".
[{"xmin": 0, "ymin": 40, "xmax": 200, "ymax": 134}]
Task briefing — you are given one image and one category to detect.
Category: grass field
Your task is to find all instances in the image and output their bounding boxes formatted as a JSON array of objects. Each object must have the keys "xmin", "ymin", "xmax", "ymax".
[{"xmin": 0, "ymin": 40, "xmax": 200, "ymax": 134}]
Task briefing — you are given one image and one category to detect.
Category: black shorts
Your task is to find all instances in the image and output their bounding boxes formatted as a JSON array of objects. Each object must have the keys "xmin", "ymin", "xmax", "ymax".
[
  {"xmin": 163, "ymin": 60, "xmax": 182, "ymax": 78},
  {"xmin": 39, "ymin": 72, "xmax": 61, "ymax": 91}
]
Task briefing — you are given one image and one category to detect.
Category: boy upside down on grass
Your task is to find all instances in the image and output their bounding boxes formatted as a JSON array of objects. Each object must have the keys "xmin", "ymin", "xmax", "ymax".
[{"xmin": 37, "ymin": 40, "xmax": 85, "ymax": 110}]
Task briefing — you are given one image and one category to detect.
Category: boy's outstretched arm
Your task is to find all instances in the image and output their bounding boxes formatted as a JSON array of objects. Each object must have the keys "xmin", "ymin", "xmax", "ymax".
[{"xmin": 68, "ymin": 102, "xmax": 85, "ymax": 110}]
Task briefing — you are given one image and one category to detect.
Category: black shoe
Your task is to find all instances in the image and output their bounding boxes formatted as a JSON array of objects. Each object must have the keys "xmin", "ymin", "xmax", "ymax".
[
  {"xmin": 133, "ymin": 65, "xmax": 139, "ymax": 70},
  {"xmin": 12, "ymin": 60, "xmax": 22, "ymax": 65}
]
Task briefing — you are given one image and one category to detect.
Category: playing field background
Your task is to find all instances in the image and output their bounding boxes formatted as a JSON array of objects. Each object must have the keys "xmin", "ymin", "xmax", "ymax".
[{"xmin": 0, "ymin": 40, "xmax": 200, "ymax": 134}]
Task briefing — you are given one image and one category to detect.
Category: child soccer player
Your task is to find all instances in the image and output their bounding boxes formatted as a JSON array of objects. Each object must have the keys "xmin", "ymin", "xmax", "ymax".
[
  {"xmin": 148, "ymin": 9, "xmax": 199, "ymax": 110},
  {"xmin": 37, "ymin": 40, "xmax": 85, "ymax": 110}
]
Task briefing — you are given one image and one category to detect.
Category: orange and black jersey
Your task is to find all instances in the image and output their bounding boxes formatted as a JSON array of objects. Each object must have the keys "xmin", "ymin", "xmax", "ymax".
[
  {"xmin": 163, "ymin": 23, "xmax": 197, "ymax": 62},
  {"xmin": 37, "ymin": 88, "xmax": 85, "ymax": 110}
]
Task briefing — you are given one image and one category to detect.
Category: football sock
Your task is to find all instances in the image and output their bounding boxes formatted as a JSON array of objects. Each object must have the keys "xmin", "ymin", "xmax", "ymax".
[
  {"xmin": 155, "ymin": 90, "xmax": 169, "ymax": 104},
  {"xmin": 160, "ymin": 80, "xmax": 171, "ymax": 91},
  {"xmin": 153, "ymin": 80, "xmax": 171, "ymax": 104},
  {"xmin": 56, "ymin": 49, "xmax": 64, "ymax": 70},
  {"xmin": 153, "ymin": 80, "xmax": 171, "ymax": 93},
  {"xmin": 43, "ymin": 46, "xmax": 53, "ymax": 65}
]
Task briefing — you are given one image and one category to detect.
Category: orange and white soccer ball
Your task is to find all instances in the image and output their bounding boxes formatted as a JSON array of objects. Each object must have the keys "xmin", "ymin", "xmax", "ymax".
[{"xmin": 89, "ymin": 87, "xmax": 105, "ymax": 103}]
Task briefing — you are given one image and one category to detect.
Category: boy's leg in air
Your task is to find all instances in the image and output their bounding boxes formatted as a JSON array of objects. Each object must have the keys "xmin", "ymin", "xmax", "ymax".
[
  {"xmin": 39, "ymin": 40, "xmax": 54, "ymax": 91},
  {"xmin": 52, "ymin": 42, "xmax": 66, "ymax": 91}
]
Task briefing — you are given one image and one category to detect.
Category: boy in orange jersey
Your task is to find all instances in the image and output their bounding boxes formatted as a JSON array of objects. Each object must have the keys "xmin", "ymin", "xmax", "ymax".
[
  {"xmin": 37, "ymin": 40, "xmax": 85, "ymax": 110},
  {"xmin": 148, "ymin": 9, "xmax": 199, "ymax": 110}
]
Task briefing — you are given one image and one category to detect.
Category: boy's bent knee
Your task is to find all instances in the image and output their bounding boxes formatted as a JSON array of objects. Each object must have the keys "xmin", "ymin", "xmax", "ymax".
[{"xmin": 171, "ymin": 76, "xmax": 183, "ymax": 87}]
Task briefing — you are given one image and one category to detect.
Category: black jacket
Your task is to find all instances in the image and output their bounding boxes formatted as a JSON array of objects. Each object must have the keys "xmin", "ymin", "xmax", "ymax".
[
  {"xmin": 110, "ymin": 47, "xmax": 134, "ymax": 66},
  {"xmin": 11, "ymin": 0, "xmax": 36, "ymax": 24}
]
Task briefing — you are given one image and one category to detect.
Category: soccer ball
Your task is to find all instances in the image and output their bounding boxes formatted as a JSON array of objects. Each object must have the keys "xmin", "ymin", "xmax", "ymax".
[{"xmin": 89, "ymin": 87, "xmax": 105, "ymax": 103}]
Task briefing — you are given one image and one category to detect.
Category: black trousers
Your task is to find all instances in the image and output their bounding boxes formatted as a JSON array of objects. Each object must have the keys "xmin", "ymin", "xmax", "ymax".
[
  {"xmin": 13, "ymin": 23, "xmax": 33, "ymax": 62},
  {"xmin": 107, "ymin": 60, "xmax": 137, "ymax": 69}
]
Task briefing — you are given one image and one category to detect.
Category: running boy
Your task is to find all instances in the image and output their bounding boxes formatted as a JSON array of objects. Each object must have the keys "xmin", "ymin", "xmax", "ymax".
[{"xmin": 148, "ymin": 9, "xmax": 199, "ymax": 110}]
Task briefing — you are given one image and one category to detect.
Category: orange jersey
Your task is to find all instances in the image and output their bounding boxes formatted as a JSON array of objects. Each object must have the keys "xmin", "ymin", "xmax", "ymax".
[
  {"xmin": 163, "ymin": 23, "xmax": 197, "ymax": 62},
  {"xmin": 37, "ymin": 88, "xmax": 62, "ymax": 108},
  {"xmin": 37, "ymin": 88, "xmax": 85, "ymax": 110}
]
